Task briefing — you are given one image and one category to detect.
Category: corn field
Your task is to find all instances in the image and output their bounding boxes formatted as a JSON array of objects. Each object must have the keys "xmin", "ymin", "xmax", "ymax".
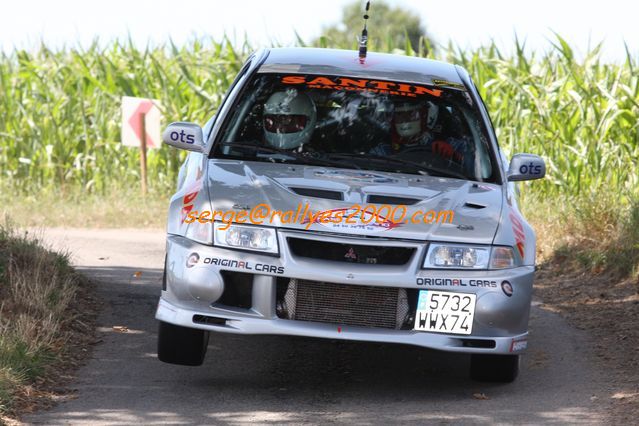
[
  {"xmin": 0, "ymin": 36, "xmax": 637, "ymax": 201},
  {"xmin": 0, "ymin": 38, "xmax": 249, "ymax": 194},
  {"xmin": 449, "ymin": 37, "xmax": 639, "ymax": 201}
]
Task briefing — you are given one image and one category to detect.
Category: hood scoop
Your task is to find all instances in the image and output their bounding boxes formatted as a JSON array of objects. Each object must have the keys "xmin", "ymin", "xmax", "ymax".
[
  {"xmin": 367, "ymin": 194, "xmax": 421, "ymax": 205},
  {"xmin": 289, "ymin": 187, "xmax": 344, "ymax": 200},
  {"xmin": 463, "ymin": 202, "xmax": 487, "ymax": 210}
]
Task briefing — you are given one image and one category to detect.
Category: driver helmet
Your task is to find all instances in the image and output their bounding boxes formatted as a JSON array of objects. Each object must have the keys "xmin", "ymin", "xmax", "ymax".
[
  {"xmin": 263, "ymin": 89, "xmax": 317, "ymax": 150},
  {"xmin": 393, "ymin": 101, "xmax": 439, "ymax": 139}
]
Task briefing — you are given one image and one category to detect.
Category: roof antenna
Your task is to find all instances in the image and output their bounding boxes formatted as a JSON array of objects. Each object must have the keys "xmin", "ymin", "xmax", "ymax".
[{"xmin": 358, "ymin": 1, "xmax": 371, "ymax": 63}]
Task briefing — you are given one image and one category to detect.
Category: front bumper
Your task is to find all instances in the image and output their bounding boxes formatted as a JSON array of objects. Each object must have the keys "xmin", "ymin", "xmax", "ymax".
[{"xmin": 157, "ymin": 232, "xmax": 535, "ymax": 355}]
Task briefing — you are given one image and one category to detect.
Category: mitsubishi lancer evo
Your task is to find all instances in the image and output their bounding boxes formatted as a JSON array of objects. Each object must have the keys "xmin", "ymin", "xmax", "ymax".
[{"xmin": 156, "ymin": 47, "xmax": 546, "ymax": 382}]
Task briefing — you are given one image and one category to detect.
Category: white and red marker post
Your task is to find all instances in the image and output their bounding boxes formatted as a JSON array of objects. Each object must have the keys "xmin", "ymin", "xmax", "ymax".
[{"xmin": 121, "ymin": 96, "xmax": 162, "ymax": 194}]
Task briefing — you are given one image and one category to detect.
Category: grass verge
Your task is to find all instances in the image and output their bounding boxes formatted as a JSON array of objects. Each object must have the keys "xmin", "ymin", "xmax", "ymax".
[
  {"xmin": 1, "ymin": 189, "xmax": 170, "ymax": 229},
  {"xmin": 521, "ymin": 193, "xmax": 639, "ymax": 279},
  {"xmin": 0, "ymin": 221, "xmax": 96, "ymax": 421},
  {"xmin": 521, "ymin": 195, "xmax": 639, "ymax": 422}
]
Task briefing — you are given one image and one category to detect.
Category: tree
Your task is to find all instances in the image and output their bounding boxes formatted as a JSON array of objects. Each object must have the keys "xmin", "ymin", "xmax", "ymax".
[{"xmin": 313, "ymin": 1, "xmax": 434, "ymax": 55}]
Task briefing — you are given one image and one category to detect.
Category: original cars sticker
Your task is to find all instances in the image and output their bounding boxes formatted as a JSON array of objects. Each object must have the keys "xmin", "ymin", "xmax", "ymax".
[
  {"xmin": 203, "ymin": 257, "xmax": 284, "ymax": 275},
  {"xmin": 416, "ymin": 277, "xmax": 497, "ymax": 288}
]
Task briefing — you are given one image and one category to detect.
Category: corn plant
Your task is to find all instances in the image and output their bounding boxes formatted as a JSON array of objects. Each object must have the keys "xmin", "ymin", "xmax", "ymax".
[
  {"xmin": 0, "ymin": 35, "xmax": 637, "ymax": 203},
  {"xmin": 0, "ymin": 37, "xmax": 250, "ymax": 194}
]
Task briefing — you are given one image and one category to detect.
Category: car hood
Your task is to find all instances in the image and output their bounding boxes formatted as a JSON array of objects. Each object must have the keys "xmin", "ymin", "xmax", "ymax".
[{"xmin": 206, "ymin": 160, "xmax": 503, "ymax": 244}]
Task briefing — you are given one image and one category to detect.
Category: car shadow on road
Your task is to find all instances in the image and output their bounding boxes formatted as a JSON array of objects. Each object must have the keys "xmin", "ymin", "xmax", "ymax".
[{"xmin": 25, "ymin": 265, "xmax": 605, "ymax": 425}]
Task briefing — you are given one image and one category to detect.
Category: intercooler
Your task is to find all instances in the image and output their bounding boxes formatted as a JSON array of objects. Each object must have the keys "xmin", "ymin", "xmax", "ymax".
[{"xmin": 278, "ymin": 279, "xmax": 410, "ymax": 330}]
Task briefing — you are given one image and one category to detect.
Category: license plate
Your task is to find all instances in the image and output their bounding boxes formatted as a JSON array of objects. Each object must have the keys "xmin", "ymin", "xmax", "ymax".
[{"xmin": 414, "ymin": 290, "xmax": 476, "ymax": 335}]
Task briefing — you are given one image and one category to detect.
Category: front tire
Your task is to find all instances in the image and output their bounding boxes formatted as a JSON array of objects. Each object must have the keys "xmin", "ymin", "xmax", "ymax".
[
  {"xmin": 157, "ymin": 321, "xmax": 209, "ymax": 366},
  {"xmin": 470, "ymin": 354, "xmax": 519, "ymax": 382}
]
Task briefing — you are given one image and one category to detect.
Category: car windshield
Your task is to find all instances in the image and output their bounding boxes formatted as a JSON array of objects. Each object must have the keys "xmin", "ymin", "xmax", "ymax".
[{"xmin": 212, "ymin": 73, "xmax": 496, "ymax": 181}]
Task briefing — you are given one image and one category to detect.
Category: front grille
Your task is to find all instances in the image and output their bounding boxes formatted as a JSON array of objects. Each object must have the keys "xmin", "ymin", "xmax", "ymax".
[
  {"xmin": 287, "ymin": 237, "xmax": 415, "ymax": 265},
  {"xmin": 277, "ymin": 279, "xmax": 411, "ymax": 329}
]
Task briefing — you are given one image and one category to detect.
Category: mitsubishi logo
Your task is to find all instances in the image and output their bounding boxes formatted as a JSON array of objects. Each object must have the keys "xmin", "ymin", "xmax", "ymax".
[{"xmin": 344, "ymin": 247, "xmax": 358, "ymax": 262}]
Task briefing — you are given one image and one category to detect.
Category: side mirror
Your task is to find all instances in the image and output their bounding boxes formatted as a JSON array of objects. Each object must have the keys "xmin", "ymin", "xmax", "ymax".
[
  {"xmin": 507, "ymin": 154, "xmax": 546, "ymax": 181},
  {"xmin": 162, "ymin": 122, "xmax": 204, "ymax": 152}
]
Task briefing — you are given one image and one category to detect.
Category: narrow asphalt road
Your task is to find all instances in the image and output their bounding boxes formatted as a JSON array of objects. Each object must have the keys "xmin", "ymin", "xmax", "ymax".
[{"xmin": 24, "ymin": 228, "xmax": 609, "ymax": 425}]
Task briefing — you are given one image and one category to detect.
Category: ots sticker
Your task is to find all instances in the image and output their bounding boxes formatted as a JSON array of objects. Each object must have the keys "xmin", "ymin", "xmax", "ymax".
[
  {"xmin": 518, "ymin": 162, "xmax": 543, "ymax": 176},
  {"xmin": 168, "ymin": 129, "xmax": 196, "ymax": 144},
  {"xmin": 281, "ymin": 75, "xmax": 443, "ymax": 98}
]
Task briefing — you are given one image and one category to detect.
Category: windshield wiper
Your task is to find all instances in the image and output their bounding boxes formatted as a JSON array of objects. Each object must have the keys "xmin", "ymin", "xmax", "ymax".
[
  {"xmin": 325, "ymin": 153, "xmax": 430, "ymax": 175},
  {"xmin": 216, "ymin": 142, "xmax": 358, "ymax": 169},
  {"xmin": 326, "ymin": 153, "xmax": 468, "ymax": 179},
  {"xmin": 217, "ymin": 142, "xmax": 295, "ymax": 159}
]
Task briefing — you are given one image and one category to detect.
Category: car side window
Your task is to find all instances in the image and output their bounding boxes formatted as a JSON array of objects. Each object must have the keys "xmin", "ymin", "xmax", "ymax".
[{"xmin": 205, "ymin": 58, "xmax": 254, "ymax": 145}]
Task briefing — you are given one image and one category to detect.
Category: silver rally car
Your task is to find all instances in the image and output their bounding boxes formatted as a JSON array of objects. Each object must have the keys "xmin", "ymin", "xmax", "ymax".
[{"xmin": 156, "ymin": 47, "xmax": 545, "ymax": 382}]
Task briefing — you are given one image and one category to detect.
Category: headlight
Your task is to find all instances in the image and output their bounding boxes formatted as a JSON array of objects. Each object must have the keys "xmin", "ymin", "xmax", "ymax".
[
  {"xmin": 214, "ymin": 223, "xmax": 279, "ymax": 255},
  {"xmin": 424, "ymin": 244, "xmax": 519, "ymax": 269},
  {"xmin": 425, "ymin": 244, "xmax": 490, "ymax": 269}
]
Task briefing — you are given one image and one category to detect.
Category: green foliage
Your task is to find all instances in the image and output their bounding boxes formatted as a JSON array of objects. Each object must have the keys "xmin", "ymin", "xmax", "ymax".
[
  {"xmin": 456, "ymin": 36, "xmax": 639, "ymax": 201},
  {"xmin": 0, "ymin": 337, "xmax": 52, "ymax": 382},
  {"xmin": 0, "ymin": 367, "xmax": 21, "ymax": 413},
  {"xmin": 0, "ymin": 34, "xmax": 637, "ymax": 205},
  {"xmin": 0, "ymin": 224, "xmax": 81, "ymax": 414},
  {"xmin": 312, "ymin": 0, "xmax": 433, "ymax": 54},
  {"xmin": 523, "ymin": 193, "xmax": 639, "ymax": 278},
  {"xmin": 0, "ymin": 37, "xmax": 251, "ymax": 194}
]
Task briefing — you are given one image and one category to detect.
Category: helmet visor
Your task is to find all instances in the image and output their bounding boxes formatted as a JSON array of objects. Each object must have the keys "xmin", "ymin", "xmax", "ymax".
[
  {"xmin": 394, "ymin": 109, "xmax": 421, "ymax": 123},
  {"xmin": 264, "ymin": 114, "xmax": 308, "ymax": 134}
]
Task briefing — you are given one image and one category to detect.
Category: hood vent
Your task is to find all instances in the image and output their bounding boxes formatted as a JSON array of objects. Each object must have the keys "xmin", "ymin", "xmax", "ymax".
[
  {"xmin": 289, "ymin": 187, "xmax": 343, "ymax": 200},
  {"xmin": 367, "ymin": 195, "xmax": 420, "ymax": 205},
  {"xmin": 463, "ymin": 202, "xmax": 486, "ymax": 209}
]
